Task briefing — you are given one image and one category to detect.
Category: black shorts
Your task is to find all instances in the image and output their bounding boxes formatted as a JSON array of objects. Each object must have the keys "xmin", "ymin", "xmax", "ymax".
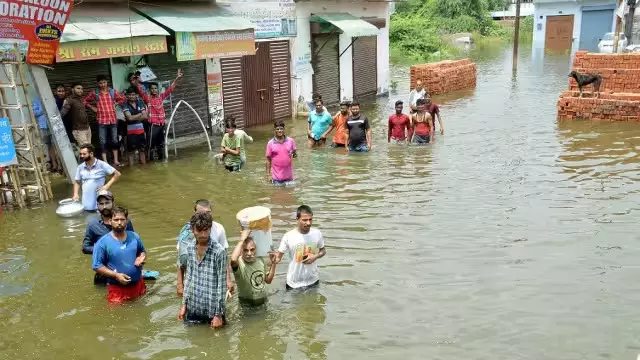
[
  {"xmin": 184, "ymin": 312, "xmax": 227, "ymax": 326},
  {"xmin": 127, "ymin": 133, "xmax": 146, "ymax": 152},
  {"xmin": 225, "ymin": 164, "xmax": 241, "ymax": 172},
  {"xmin": 330, "ymin": 142, "xmax": 345, "ymax": 148}
]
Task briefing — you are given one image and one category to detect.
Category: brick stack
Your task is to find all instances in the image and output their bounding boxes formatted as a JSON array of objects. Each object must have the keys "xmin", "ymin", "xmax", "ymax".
[
  {"xmin": 410, "ymin": 59, "xmax": 477, "ymax": 95},
  {"xmin": 557, "ymin": 51, "xmax": 640, "ymax": 121}
]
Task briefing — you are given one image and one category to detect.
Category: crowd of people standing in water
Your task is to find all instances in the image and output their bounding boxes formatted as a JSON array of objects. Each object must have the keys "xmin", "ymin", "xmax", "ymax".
[
  {"xmin": 66, "ymin": 81, "xmax": 440, "ymax": 328},
  {"xmin": 80, "ymin": 190, "xmax": 325, "ymax": 328}
]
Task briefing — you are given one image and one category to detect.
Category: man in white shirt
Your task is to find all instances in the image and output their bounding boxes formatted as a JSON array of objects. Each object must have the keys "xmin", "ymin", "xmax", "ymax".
[
  {"xmin": 176, "ymin": 199, "xmax": 232, "ymax": 296},
  {"xmin": 275, "ymin": 205, "xmax": 326, "ymax": 290},
  {"xmin": 409, "ymin": 80, "xmax": 428, "ymax": 114}
]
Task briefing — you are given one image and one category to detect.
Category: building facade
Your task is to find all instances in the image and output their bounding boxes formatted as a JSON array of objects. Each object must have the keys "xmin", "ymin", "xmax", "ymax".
[{"xmin": 532, "ymin": 0, "xmax": 617, "ymax": 54}]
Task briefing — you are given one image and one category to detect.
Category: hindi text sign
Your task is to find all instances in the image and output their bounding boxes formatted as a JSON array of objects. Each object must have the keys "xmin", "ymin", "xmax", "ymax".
[
  {"xmin": 0, "ymin": 117, "xmax": 17, "ymax": 167},
  {"xmin": 0, "ymin": 0, "xmax": 74, "ymax": 64}
]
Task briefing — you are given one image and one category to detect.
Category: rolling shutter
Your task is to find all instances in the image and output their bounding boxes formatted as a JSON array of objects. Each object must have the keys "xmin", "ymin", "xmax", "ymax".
[
  {"xmin": 352, "ymin": 36, "xmax": 378, "ymax": 99},
  {"xmin": 269, "ymin": 40, "xmax": 292, "ymax": 120},
  {"xmin": 45, "ymin": 59, "xmax": 111, "ymax": 146},
  {"xmin": 311, "ymin": 34, "xmax": 340, "ymax": 106},
  {"xmin": 220, "ymin": 57, "xmax": 245, "ymax": 129},
  {"xmin": 145, "ymin": 54, "xmax": 208, "ymax": 138}
]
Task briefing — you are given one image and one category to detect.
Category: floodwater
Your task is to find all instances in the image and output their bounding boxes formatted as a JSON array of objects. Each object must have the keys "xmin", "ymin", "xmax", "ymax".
[{"xmin": 3, "ymin": 44, "xmax": 640, "ymax": 359}]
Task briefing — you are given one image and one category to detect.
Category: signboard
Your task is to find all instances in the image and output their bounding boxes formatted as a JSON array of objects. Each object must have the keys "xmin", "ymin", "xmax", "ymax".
[
  {"xmin": 0, "ymin": 0, "xmax": 73, "ymax": 64},
  {"xmin": 56, "ymin": 36, "xmax": 167, "ymax": 62},
  {"xmin": 218, "ymin": 1, "xmax": 296, "ymax": 38},
  {"xmin": 0, "ymin": 118, "xmax": 17, "ymax": 167},
  {"xmin": 176, "ymin": 30, "xmax": 255, "ymax": 61},
  {"xmin": 295, "ymin": 52, "xmax": 313, "ymax": 76}
]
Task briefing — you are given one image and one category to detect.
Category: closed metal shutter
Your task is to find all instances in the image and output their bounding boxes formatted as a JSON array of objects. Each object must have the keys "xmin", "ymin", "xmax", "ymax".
[
  {"xmin": 269, "ymin": 40, "xmax": 292, "ymax": 120},
  {"xmin": 352, "ymin": 36, "xmax": 378, "ymax": 99},
  {"xmin": 311, "ymin": 34, "xmax": 340, "ymax": 106},
  {"xmin": 146, "ymin": 54, "xmax": 208, "ymax": 138},
  {"xmin": 45, "ymin": 59, "xmax": 111, "ymax": 145},
  {"xmin": 220, "ymin": 57, "xmax": 245, "ymax": 129}
]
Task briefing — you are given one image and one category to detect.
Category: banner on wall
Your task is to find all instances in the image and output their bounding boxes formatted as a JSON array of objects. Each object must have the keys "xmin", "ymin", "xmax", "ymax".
[
  {"xmin": 56, "ymin": 36, "xmax": 167, "ymax": 62},
  {"xmin": 176, "ymin": 31, "xmax": 255, "ymax": 61},
  {"xmin": 0, "ymin": 0, "xmax": 74, "ymax": 64},
  {"xmin": 218, "ymin": 1, "xmax": 296, "ymax": 38},
  {"xmin": 0, "ymin": 118, "xmax": 17, "ymax": 167}
]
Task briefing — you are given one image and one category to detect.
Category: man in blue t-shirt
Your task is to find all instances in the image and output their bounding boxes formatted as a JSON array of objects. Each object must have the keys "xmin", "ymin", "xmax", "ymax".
[
  {"xmin": 92, "ymin": 206, "xmax": 147, "ymax": 303},
  {"xmin": 307, "ymin": 99, "xmax": 333, "ymax": 148}
]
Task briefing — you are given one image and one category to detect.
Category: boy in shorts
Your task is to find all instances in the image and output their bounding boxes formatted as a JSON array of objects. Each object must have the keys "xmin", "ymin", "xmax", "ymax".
[{"xmin": 122, "ymin": 87, "xmax": 148, "ymax": 165}]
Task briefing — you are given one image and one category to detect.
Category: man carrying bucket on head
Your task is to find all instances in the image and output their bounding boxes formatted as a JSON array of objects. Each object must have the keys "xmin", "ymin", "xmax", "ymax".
[{"xmin": 230, "ymin": 229, "xmax": 276, "ymax": 306}]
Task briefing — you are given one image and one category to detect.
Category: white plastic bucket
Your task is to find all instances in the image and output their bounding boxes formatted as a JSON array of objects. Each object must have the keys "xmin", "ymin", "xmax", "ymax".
[{"xmin": 236, "ymin": 206, "xmax": 272, "ymax": 257}]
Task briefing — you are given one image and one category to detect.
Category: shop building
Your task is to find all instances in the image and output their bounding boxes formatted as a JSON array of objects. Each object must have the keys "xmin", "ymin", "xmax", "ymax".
[
  {"xmin": 293, "ymin": 0, "xmax": 392, "ymax": 106},
  {"xmin": 46, "ymin": 1, "xmax": 257, "ymax": 140}
]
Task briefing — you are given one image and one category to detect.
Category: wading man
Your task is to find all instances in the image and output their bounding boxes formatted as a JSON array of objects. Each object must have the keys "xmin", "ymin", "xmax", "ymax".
[
  {"xmin": 274, "ymin": 205, "xmax": 326, "ymax": 290},
  {"xmin": 345, "ymin": 102, "xmax": 372, "ymax": 152},
  {"xmin": 425, "ymin": 95, "xmax": 444, "ymax": 136},
  {"xmin": 177, "ymin": 211, "xmax": 227, "ymax": 328},
  {"xmin": 307, "ymin": 99, "xmax": 333, "ymax": 148},
  {"xmin": 122, "ymin": 87, "xmax": 149, "ymax": 166},
  {"xmin": 72, "ymin": 144, "xmax": 121, "ymax": 211},
  {"xmin": 221, "ymin": 118, "xmax": 242, "ymax": 172},
  {"xmin": 230, "ymin": 230, "xmax": 276, "ymax": 306},
  {"xmin": 132, "ymin": 69, "xmax": 183, "ymax": 161},
  {"xmin": 92, "ymin": 206, "xmax": 147, "ymax": 303},
  {"xmin": 330, "ymin": 102, "xmax": 350, "ymax": 148},
  {"xmin": 388, "ymin": 100, "xmax": 411, "ymax": 144},
  {"xmin": 84, "ymin": 75, "xmax": 126, "ymax": 166},
  {"xmin": 266, "ymin": 120, "xmax": 297, "ymax": 185},
  {"xmin": 176, "ymin": 200, "xmax": 232, "ymax": 297},
  {"xmin": 410, "ymin": 98, "xmax": 433, "ymax": 145},
  {"xmin": 61, "ymin": 83, "xmax": 91, "ymax": 146},
  {"xmin": 409, "ymin": 80, "xmax": 428, "ymax": 114}
]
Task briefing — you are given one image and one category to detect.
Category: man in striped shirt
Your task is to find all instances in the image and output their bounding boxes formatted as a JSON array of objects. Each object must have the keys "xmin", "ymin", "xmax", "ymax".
[
  {"xmin": 132, "ymin": 69, "xmax": 183, "ymax": 161},
  {"xmin": 177, "ymin": 211, "xmax": 227, "ymax": 328},
  {"xmin": 84, "ymin": 75, "xmax": 126, "ymax": 166}
]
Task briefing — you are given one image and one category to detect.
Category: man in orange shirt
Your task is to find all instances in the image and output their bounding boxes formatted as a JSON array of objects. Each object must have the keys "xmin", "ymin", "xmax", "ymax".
[{"xmin": 330, "ymin": 102, "xmax": 350, "ymax": 148}]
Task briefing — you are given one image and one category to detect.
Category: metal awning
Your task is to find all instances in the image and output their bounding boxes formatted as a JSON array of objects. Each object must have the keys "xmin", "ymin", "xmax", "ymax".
[
  {"xmin": 132, "ymin": 3, "xmax": 255, "ymax": 33},
  {"xmin": 310, "ymin": 13, "xmax": 380, "ymax": 38},
  {"xmin": 61, "ymin": 5, "xmax": 169, "ymax": 43}
]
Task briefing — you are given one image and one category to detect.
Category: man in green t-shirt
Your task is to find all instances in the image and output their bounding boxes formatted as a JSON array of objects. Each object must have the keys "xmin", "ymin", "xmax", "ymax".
[
  {"xmin": 221, "ymin": 118, "xmax": 242, "ymax": 172},
  {"xmin": 230, "ymin": 230, "xmax": 276, "ymax": 305}
]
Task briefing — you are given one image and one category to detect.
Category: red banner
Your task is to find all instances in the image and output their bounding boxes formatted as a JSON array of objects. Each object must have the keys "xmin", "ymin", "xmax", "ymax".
[{"xmin": 0, "ymin": 0, "xmax": 74, "ymax": 64}]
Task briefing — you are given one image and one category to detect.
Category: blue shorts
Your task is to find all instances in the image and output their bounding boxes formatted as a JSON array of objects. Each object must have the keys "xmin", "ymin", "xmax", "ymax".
[
  {"xmin": 348, "ymin": 144, "xmax": 369, "ymax": 152},
  {"xmin": 412, "ymin": 134, "xmax": 430, "ymax": 144}
]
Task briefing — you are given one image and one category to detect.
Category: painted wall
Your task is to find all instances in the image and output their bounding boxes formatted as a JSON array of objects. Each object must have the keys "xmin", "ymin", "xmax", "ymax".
[
  {"xmin": 292, "ymin": 0, "xmax": 390, "ymax": 105},
  {"xmin": 532, "ymin": 0, "xmax": 616, "ymax": 52}
]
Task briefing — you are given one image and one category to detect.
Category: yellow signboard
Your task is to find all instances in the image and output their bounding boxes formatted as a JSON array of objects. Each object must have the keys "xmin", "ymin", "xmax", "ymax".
[{"xmin": 56, "ymin": 36, "xmax": 167, "ymax": 62}]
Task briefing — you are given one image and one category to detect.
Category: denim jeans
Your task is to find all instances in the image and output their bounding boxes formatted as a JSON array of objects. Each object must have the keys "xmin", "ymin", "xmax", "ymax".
[
  {"xmin": 98, "ymin": 124, "xmax": 119, "ymax": 151},
  {"xmin": 348, "ymin": 144, "xmax": 369, "ymax": 152}
]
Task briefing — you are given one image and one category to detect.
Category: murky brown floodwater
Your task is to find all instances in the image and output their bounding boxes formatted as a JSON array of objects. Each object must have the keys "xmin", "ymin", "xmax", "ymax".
[{"xmin": 3, "ymin": 44, "xmax": 640, "ymax": 359}]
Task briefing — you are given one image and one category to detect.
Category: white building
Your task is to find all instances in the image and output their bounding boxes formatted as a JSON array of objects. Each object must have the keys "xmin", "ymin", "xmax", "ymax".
[{"xmin": 532, "ymin": 0, "xmax": 618, "ymax": 53}]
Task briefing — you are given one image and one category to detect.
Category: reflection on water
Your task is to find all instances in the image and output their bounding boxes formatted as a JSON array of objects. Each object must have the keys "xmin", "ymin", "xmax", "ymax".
[{"xmin": 3, "ymin": 45, "xmax": 640, "ymax": 359}]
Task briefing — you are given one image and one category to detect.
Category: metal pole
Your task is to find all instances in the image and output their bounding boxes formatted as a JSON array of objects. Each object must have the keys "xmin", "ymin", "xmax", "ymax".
[
  {"xmin": 512, "ymin": 0, "xmax": 522, "ymax": 74},
  {"xmin": 624, "ymin": 0, "xmax": 637, "ymax": 45}
]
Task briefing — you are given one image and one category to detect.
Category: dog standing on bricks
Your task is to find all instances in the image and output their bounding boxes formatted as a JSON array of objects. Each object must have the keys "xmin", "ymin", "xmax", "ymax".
[{"xmin": 569, "ymin": 71, "xmax": 602, "ymax": 98}]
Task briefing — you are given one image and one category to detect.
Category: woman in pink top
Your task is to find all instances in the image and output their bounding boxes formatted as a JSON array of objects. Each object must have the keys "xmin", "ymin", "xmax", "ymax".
[{"xmin": 265, "ymin": 120, "xmax": 297, "ymax": 185}]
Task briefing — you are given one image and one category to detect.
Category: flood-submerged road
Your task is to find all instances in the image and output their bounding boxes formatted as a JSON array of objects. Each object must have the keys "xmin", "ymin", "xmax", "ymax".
[{"xmin": 2, "ymin": 45, "xmax": 640, "ymax": 359}]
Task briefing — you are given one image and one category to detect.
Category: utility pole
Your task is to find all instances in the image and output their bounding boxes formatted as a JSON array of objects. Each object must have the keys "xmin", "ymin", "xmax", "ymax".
[
  {"xmin": 624, "ymin": 0, "xmax": 637, "ymax": 44},
  {"xmin": 512, "ymin": 0, "xmax": 522, "ymax": 74}
]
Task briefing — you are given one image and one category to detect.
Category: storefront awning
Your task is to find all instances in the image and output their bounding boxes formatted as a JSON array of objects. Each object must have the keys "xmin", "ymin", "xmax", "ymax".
[
  {"xmin": 310, "ymin": 13, "xmax": 380, "ymax": 38},
  {"xmin": 56, "ymin": 5, "xmax": 170, "ymax": 62},
  {"xmin": 133, "ymin": 3, "xmax": 256, "ymax": 61}
]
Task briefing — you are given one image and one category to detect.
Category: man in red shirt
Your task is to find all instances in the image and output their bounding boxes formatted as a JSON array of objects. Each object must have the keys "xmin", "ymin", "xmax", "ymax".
[
  {"xmin": 425, "ymin": 95, "xmax": 443, "ymax": 136},
  {"xmin": 84, "ymin": 75, "xmax": 126, "ymax": 166},
  {"xmin": 388, "ymin": 100, "xmax": 411, "ymax": 144},
  {"xmin": 131, "ymin": 69, "xmax": 183, "ymax": 161}
]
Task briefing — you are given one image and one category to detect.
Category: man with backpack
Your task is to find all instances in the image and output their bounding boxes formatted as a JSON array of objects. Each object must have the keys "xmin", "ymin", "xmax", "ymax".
[{"xmin": 83, "ymin": 75, "xmax": 126, "ymax": 166}]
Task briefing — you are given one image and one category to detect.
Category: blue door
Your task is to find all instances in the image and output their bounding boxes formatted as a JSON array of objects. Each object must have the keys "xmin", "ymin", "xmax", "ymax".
[{"xmin": 579, "ymin": 9, "xmax": 614, "ymax": 52}]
